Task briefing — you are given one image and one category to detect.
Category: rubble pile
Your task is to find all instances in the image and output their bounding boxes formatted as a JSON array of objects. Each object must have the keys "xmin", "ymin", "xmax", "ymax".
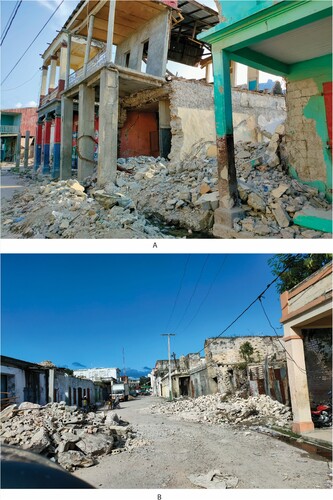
[
  {"xmin": 1, "ymin": 177, "xmax": 169, "ymax": 239},
  {"xmin": 150, "ymin": 394, "xmax": 292, "ymax": 428},
  {"xmin": 1, "ymin": 133, "xmax": 331, "ymax": 238},
  {"xmin": 0, "ymin": 402, "xmax": 137, "ymax": 471}
]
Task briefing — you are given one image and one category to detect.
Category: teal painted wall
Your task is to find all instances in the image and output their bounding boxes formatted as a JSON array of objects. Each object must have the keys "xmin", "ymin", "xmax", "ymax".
[
  {"xmin": 1, "ymin": 113, "xmax": 21, "ymax": 126},
  {"xmin": 216, "ymin": 0, "xmax": 284, "ymax": 27}
]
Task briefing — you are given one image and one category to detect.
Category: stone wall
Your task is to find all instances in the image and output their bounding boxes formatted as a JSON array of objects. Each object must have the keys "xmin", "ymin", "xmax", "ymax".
[
  {"xmin": 303, "ymin": 328, "xmax": 332, "ymax": 404},
  {"xmin": 283, "ymin": 77, "xmax": 328, "ymax": 188},
  {"xmin": 205, "ymin": 336, "xmax": 286, "ymax": 365},
  {"xmin": 190, "ymin": 367, "xmax": 209, "ymax": 398}
]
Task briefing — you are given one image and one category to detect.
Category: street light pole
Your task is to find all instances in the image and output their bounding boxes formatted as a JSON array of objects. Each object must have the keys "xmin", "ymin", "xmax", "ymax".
[{"xmin": 161, "ymin": 334, "xmax": 175, "ymax": 401}]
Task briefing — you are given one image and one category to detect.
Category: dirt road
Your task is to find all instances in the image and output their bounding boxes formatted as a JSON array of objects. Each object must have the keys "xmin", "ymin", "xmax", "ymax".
[{"xmin": 73, "ymin": 396, "xmax": 331, "ymax": 489}]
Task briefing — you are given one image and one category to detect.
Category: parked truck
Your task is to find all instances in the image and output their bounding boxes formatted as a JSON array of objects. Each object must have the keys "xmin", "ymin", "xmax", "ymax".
[{"xmin": 111, "ymin": 383, "xmax": 129, "ymax": 402}]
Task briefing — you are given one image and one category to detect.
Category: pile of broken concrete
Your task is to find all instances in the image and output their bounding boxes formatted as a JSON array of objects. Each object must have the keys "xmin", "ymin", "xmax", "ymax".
[
  {"xmin": 1, "ymin": 177, "xmax": 169, "ymax": 239},
  {"xmin": 0, "ymin": 401, "xmax": 136, "ymax": 471},
  {"xmin": 1, "ymin": 131, "xmax": 331, "ymax": 238},
  {"xmin": 150, "ymin": 394, "xmax": 292, "ymax": 428}
]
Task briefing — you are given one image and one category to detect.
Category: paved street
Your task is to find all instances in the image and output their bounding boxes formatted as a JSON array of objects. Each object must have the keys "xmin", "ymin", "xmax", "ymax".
[{"xmin": 0, "ymin": 168, "xmax": 25, "ymax": 202}]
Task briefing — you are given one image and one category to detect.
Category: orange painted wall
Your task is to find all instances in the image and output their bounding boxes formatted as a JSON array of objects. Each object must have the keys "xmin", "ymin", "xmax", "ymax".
[{"xmin": 120, "ymin": 111, "xmax": 159, "ymax": 158}]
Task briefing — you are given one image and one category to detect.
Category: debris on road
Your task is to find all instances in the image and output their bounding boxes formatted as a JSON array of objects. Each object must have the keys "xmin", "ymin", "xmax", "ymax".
[
  {"xmin": 188, "ymin": 470, "xmax": 239, "ymax": 489},
  {"xmin": 1, "ymin": 134, "xmax": 331, "ymax": 238},
  {"xmin": 0, "ymin": 402, "xmax": 139, "ymax": 471},
  {"xmin": 150, "ymin": 394, "xmax": 292, "ymax": 428}
]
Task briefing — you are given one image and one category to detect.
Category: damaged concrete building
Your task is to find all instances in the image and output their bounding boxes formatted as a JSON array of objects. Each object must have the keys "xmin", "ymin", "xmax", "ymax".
[
  {"xmin": 280, "ymin": 260, "xmax": 332, "ymax": 433},
  {"xmin": 0, "ymin": 356, "xmax": 101, "ymax": 408},
  {"xmin": 151, "ymin": 354, "xmax": 208, "ymax": 398},
  {"xmin": 204, "ymin": 336, "xmax": 289, "ymax": 404},
  {"xmin": 199, "ymin": 0, "xmax": 332, "ymax": 235},
  {"xmin": 151, "ymin": 335, "xmax": 289, "ymax": 403},
  {"xmin": 35, "ymin": 0, "xmax": 220, "ymax": 182}
]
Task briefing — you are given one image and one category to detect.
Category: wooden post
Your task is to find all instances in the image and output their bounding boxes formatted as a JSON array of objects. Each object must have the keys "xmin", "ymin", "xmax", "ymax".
[{"xmin": 23, "ymin": 131, "xmax": 30, "ymax": 169}]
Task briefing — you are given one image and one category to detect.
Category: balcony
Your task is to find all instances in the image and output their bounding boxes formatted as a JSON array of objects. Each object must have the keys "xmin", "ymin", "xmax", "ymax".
[
  {"xmin": 68, "ymin": 49, "xmax": 107, "ymax": 89},
  {"xmin": 40, "ymin": 87, "xmax": 60, "ymax": 107},
  {"xmin": 0, "ymin": 125, "xmax": 20, "ymax": 135}
]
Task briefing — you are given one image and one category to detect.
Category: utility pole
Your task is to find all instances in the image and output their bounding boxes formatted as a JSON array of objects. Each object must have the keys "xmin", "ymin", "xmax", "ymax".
[{"xmin": 161, "ymin": 334, "xmax": 175, "ymax": 401}]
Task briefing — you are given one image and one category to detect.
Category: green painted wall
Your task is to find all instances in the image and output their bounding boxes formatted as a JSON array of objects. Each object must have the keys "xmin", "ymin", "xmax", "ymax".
[
  {"xmin": 216, "ymin": 0, "xmax": 282, "ymax": 27},
  {"xmin": 0, "ymin": 113, "xmax": 21, "ymax": 126}
]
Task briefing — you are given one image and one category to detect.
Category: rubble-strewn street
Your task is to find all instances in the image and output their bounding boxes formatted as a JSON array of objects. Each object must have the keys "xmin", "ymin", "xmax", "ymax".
[
  {"xmin": 1, "ymin": 135, "xmax": 331, "ymax": 239},
  {"xmin": 71, "ymin": 396, "xmax": 331, "ymax": 489}
]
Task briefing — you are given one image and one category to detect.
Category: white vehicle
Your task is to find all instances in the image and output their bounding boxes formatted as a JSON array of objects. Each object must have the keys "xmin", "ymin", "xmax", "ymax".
[{"xmin": 111, "ymin": 383, "xmax": 129, "ymax": 401}]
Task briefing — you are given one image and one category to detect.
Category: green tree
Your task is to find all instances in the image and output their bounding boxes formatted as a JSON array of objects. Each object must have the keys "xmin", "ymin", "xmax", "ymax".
[
  {"xmin": 269, "ymin": 254, "xmax": 332, "ymax": 293},
  {"xmin": 239, "ymin": 341, "xmax": 254, "ymax": 363},
  {"xmin": 272, "ymin": 80, "xmax": 283, "ymax": 95},
  {"xmin": 139, "ymin": 376, "xmax": 150, "ymax": 387}
]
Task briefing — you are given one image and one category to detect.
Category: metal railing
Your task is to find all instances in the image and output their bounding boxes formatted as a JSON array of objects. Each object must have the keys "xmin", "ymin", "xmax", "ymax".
[
  {"xmin": 68, "ymin": 48, "xmax": 107, "ymax": 88},
  {"xmin": 0, "ymin": 125, "xmax": 20, "ymax": 135}
]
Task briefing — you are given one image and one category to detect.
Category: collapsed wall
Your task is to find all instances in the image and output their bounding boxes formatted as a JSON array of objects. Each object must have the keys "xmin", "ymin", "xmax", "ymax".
[{"xmin": 168, "ymin": 80, "xmax": 286, "ymax": 163}]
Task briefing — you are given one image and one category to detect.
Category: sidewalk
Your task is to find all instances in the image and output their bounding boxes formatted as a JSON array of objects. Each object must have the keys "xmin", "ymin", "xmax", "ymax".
[{"xmin": 301, "ymin": 427, "xmax": 333, "ymax": 448}]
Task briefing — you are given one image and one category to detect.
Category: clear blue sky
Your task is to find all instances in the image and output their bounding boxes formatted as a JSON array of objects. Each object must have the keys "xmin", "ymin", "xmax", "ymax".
[
  {"xmin": 1, "ymin": 254, "xmax": 285, "ymax": 377},
  {"xmin": 1, "ymin": 0, "xmax": 280, "ymax": 110}
]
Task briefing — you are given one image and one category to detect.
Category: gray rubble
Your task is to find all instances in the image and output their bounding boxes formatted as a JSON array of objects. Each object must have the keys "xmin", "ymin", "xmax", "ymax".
[
  {"xmin": 150, "ymin": 394, "xmax": 292, "ymax": 428},
  {"xmin": 1, "ymin": 133, "xmax": 331, "ymax": 238},
  {"xmin": 0, "ymin": 402, "xmax": 138, "ymax": 471}
]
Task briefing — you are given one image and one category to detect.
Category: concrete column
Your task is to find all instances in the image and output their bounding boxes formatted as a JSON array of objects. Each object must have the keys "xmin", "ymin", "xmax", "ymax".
[
  {"xmin": 65, "ymin": 32, "xmax": 72, "ymax": 89},
  {"xmin": 60, "ymin": 95, "xmax": 73, "ymax": 180},
  {"xmin": 211, "ymin": 48, "xmax": 243, "ymax": 235},
  {"xmin": 106, "ymin": 0, "xmax": 116, "ymax": 63},
  {"xmin": 58, "ymin": 41, "xmax": 68, "ymax": 92},
  {"xmin": 48, "ymin": 55, "xmax": 58, "ymax": 92},
  {"xmin": 34, "ymin": 118, "xmax": 43, "ymax": 171},
  {"xmin": 52, "ymin": 108, "xmax": 61, "ymax": 179},
  {"xmin": 205, "ymin": 63, "xmax": 213, "ymax": 83},
  {"xmin": 40, "ymin": 65, "xmax": 48, "ymax": 103},
  {"xmin": 159, "ymin": 100, "xmax": 171, "ymax": 159},
  {"xmin": 247, "ymin": 66, "xmax": 259, "ymax": 91},
  {"xmin": 42, "ymin": 114, "xmax": 52, "ymax": 174},
  {"xmin": 48, "ymin": 369, "xmax": 55, "ymax": 403},
  {"xmin": 97, "ymin": 68, "xmax": 118, "ymax": 187},
  {"xmin": 78, "ymin": 83, "xmax": 95, "ymax": 181},
  {"xmin": 23, "ymin": 131, "xmax": 30, "ymax": 168},
  {"xmin": 230, "ymin": 61, "xmax": 237, "ymax": 87},
  {"xmin": 15, "ymin": 133, "xmax": 21, "ymax": 168},
  {"xmin": 283, "ymin": 325, "xmax": 314, "ymax": 433},
  {"xmin": 84, "ymin": 15, "xmax": 95, "ymax": 76}
]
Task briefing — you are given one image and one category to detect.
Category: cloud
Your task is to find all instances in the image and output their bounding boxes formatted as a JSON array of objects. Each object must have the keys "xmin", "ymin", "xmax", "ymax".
[
  {"xmin": 15, "ymin": 102, "xmax": 23, "ymax": 108},
  {"xmin": 72, "ymin": 362, "xmax": 87, "ymax": 368},
  {"xmin": 26, "ymin": 100, "xmax": 37, "ymax": 107},
  {"xmin": 37, "ymin": 0, "xmax": 75, "ymax": 26}
]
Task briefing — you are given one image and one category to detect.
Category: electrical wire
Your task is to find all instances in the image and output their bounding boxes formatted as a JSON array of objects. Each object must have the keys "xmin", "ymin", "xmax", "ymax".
[
  {"xmin": 1, "ymin": 0, "xmax": 64, "ymax": 86},
  {"xmin": 173, "ymin": 255, "xmax": 210, "ymax": 333},
  {"xmin": 179, "ymin": 255, "xmax": 229, "ymax": 334},
  {"xmin": 0, "ymin": 1, "xmax": 22, "ymax": 46},
  {"xmin": 1, "ymin": 69, "xmax": 40, "ymax": 91},
  {"xmin": 165, "ymin": 254, "xmax": 191, "ymax": 332},
  {"xmin": 258, "ymin": 296, "xmax": 306, "ymax": 374}
]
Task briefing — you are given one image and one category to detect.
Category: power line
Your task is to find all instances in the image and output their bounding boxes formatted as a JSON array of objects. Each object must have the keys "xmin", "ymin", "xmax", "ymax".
[
  {"xmin": 180, "ymin": 255, "xmax": 228, "ymax": 334},
  {"xmin": 197, "ymin": 256, "xmax": 302, "ymax": 356},
  {"xmin": 0, "ymin": 1, "xmax": 22, "ymax": 46},
  {"xmin": 173, "ymin": 255, "xmax": 210, "ymax": 332},
  {"xmin": 165, "ymin": 254, "xmax": 190, "ymax": 332},
  {"xmin": 1, "ymin": 0, "xmax": 64, "ymax": 86},
  {"xmin": 1, "ymin": 69, "xmax": 40, "ymax": 91},
  {"xmin": 258, "ymin": 296, "xmax": 306, "ymax": 374}
]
